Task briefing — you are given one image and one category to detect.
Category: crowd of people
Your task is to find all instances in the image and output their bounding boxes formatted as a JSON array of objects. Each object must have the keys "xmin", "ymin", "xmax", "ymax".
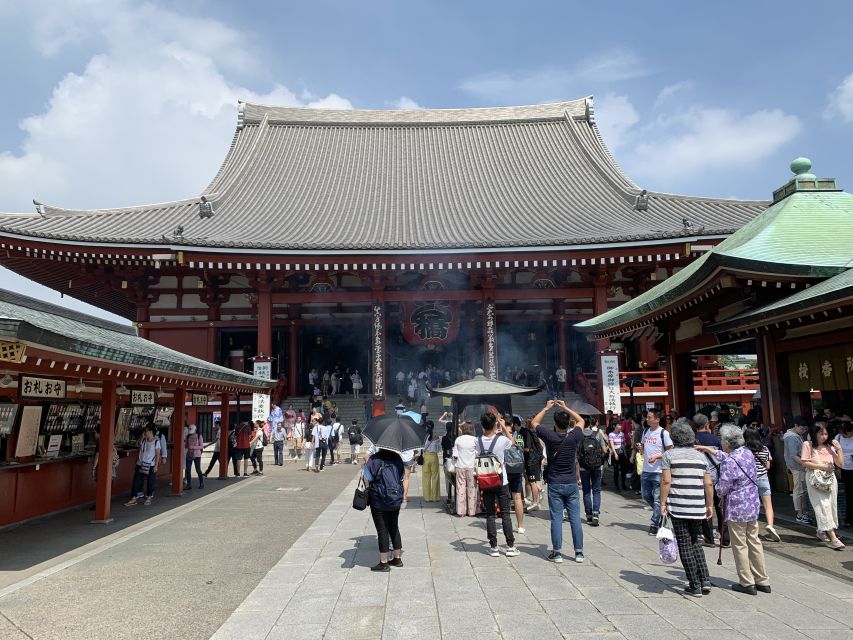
[{"xmin": 357, "ymin": 400, "xmax": 851, "ymax": 596}]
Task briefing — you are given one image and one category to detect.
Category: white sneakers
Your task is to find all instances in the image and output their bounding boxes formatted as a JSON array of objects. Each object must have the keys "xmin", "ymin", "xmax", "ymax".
[
  {"xmin": 490, "ymin": 546, "xmax": 520, "ymax": 557},
  {"xmin": 514, "ymin": 527, "xmax": 526, "ymax": 534}
]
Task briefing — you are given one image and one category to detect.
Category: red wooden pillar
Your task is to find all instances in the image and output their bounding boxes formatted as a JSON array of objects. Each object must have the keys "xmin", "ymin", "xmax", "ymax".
[
  {"xmin": 171, "ymin": 387, "xmax": 186, "ymax": 495},
  {"xmin": 555, "ymin": 300, "xmax": 568, "ymax": 391},
  {"xmin": 257, "ymin": 286, "xmax": 272, "ymax": 359},
  {"xmin": 136, "ymin": 304, "xmax": 150, "ymax": 340},
  {"xmin": 757, "ymin": 333, "xmax": 785, "ymax": 427},
  {"xmin": 288, "ymin": 324, "xmax": 299, "ymax": 397},
  {"xmin": 219, "ymin": 392, "xmax": 230, "ymax": 479},
  {"xmin": 666, "ymin": 353, "xmax": 695, "ymax": 417},
  {"xmin": 593, "ymin": 281, "xmax": 609, "ymax": 407},
  {"xmin": 92, "ymin": 379, "xmax": 116, "ymax": 523},
  {"xmin": 371, "ymin": 294, "xmax": 387, "ymax": 415}
]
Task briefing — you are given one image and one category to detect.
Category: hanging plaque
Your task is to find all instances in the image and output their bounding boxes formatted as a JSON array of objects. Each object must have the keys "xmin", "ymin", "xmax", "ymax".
[
  {"xmin": 600, "ymin": 355, "xmax": 622, "ymax": 415},
  {"xmin": 131, "ymin": 389, "xmax": 155, "ymax": 405},
  {"xmin": 20, "ymin": 376, "xmax": 66, "ymax": 399},
  {"xmin": 401, "ymin": 301, "xmax": 459, "ymax": 345}
]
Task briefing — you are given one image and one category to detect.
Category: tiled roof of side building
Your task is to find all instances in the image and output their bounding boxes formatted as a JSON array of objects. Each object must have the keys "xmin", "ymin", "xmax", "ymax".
[
  {"xmin": 0, "ymin": 289, "xmax": 273, "ymax": 389},
  {"xmin": 0, "ymin": 98, "xmax": 766, "ymax": 252},
  {"xmin": 577, "ymin": 162, "xmax": 853, "ymax": 336}
]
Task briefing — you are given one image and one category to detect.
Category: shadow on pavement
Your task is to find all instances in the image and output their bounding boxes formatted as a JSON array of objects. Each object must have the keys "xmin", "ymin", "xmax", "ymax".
[{"xmin": 0, "ymin": 476, "xmax": 245, "ymax": 580}]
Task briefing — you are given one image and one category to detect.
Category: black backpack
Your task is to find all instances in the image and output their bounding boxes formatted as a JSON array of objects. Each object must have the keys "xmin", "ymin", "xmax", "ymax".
[
  {"xmin": 578, "ymin": 430, "xmax": 605, "ymax": 470},
  {"xmin": 369, "ymin": 461, "xmax": 403, "ymax": 510}
]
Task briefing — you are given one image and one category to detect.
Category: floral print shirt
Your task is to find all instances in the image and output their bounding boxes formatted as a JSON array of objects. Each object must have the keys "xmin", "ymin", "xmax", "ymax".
[{"xmin": 714, "ymin": 446, "xmax": 759, "ymax": 522}]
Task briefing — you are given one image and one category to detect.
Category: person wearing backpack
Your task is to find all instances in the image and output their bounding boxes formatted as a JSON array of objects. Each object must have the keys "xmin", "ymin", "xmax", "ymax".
[
  {"xmin": 476, "ymin": 412, "xmax": 521, "ymax": 558},
  {"xmin": 578, "ymin": 423, "xmax": 609, "ymax": 526},
  {"xmin": 363, "ymin": 447, "xmax": 405, "ymax": 572},
  {"xmin": 347, "ymin": 419, "xmax": 363, "ymax": 464},
  {"xmin": 531, "ymin": 399, "xmax": 586, "ymax": 564},
  {"xmin": 506, "ymin": 416, "xmax": 527, "ymax": 534}
]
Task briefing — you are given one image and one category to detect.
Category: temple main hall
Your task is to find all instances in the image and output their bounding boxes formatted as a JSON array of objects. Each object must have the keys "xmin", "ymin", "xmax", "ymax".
[{"xmin": 0, "ymin": 97, "xmax": 765, "ymax": 413}]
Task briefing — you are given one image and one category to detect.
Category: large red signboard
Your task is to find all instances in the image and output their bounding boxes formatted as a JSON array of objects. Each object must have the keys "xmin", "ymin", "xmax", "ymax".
[{"xmin": 402, "ymin": 301, "xmax": 459, "ymax": 345}]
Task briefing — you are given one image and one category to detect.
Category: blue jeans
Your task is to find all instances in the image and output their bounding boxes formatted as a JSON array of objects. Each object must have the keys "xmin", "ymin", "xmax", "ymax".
[
  {"xmin": 641, "ymin": 472, "xmax": 662, "ymax": 528},
  {"xmin": 548, "ymin": 483, "xmax": 583, "ymax": 553},
  {"xmin": 580, "ymin": 468, "xmax": 602, "ymax": 517}
]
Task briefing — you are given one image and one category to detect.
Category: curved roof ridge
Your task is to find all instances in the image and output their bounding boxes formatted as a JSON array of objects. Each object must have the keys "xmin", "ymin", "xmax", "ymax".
[
  {"xmin": 563, "ymin": 114, "xmax": 637, "ymax": 202},
  {"xmin": 25, "ymin": 195, "xmax": 200, "ymax": 218},
  {"xmin": 648, "ymin": 189, "xmax": 769, "ymax": 205},
  {"xmin": 240, "ymin": 97, "xmax": 591, "ymax": 126},
  {"xmin": 203, "ymin": 114, "xmax": 272, "ymax": 199}
]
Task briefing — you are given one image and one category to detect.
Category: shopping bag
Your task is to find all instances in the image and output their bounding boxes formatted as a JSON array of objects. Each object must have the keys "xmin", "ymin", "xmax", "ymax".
[{"xmin": 656, "ymin": 517, "xmax": 678, "ymax": 564}]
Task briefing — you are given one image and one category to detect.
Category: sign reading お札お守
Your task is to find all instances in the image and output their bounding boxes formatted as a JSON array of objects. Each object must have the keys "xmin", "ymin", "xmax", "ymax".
[
  {"xmin": 600, "ymin": 355, "xmax": 622, "ymax": 415},
  {"xmin": 20, "ymin": 376, "xmax": 66, "ymax": 399}
]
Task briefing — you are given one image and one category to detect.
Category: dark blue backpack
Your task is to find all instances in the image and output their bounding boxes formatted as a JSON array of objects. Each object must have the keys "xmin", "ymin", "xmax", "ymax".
[{"xmin": 369, "ymin": 461, "xmax": 403, "ymax": 511}]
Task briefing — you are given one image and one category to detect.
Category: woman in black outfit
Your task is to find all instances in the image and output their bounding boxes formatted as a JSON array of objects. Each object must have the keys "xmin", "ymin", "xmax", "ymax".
[{"xmin": 363, "ymin": 447, "xmax": 405, "ymax": 572}]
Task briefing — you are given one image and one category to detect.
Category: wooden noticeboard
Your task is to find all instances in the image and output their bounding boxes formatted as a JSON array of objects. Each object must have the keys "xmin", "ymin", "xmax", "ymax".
[{"xmin": 15, "ymin": 405, "xmax": 43, "ymax": 458}]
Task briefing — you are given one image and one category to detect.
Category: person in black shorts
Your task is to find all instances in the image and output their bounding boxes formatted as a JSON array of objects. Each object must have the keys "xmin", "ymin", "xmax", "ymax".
[{"xmin": 521, "ymin": 417, "xmax": 543, "ymax": 509}]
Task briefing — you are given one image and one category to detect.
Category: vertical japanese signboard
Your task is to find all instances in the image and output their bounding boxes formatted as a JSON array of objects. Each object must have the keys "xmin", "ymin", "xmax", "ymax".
[
  {"xmin": 252, "ymin": 393, "xmax": 270, "ymax": 423},
  {"xmin": 600, "ymin": 355, "xmax": 622, "ymax": 415},
  {"xmin": 253, "ymin": 361, "xmax": 272, "ymax": 380}
]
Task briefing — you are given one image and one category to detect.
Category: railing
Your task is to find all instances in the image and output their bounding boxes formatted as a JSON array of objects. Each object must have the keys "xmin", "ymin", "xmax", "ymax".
[{"xmin": 583, "ymin": 369, "xmax": 760, "ymax": 393}]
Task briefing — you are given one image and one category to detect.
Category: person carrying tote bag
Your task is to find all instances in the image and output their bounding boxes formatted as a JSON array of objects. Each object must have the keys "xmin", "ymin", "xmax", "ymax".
[{"xmin": 801, "ymin": 423, "xmax": 845, "ymax": 549}]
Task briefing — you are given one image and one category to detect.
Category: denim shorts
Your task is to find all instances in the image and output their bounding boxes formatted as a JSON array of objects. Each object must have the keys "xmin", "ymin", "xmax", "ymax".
[{"xmin": 756, "ymin": 474, "xmax": 771, "ymax": 497}]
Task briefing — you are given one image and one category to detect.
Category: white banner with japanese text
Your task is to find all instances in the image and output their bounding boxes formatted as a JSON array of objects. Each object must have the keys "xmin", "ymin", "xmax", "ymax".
[{"xmin": 600, "ymin": 355, "xmax": 622, "ymax": 415}]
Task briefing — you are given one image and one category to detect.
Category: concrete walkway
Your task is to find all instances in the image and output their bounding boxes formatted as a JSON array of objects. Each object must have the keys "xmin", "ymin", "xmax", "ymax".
[{"xmin": 213, "ymin": 472, "xmax": 853, "ymax": 640}]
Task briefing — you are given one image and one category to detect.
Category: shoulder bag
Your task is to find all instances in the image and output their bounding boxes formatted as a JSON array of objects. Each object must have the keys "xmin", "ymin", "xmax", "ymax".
[{"xmin": 352, "ymin": 473, "xmax": 369, "ymax": 510}]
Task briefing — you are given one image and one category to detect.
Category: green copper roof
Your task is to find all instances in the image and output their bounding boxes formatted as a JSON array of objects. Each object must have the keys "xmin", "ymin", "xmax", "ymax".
[
  {"xmin": 709, "ymin": 268, "xmax": 853, "ymax": 332},
  {"xmin": 577, "ymin": 160, "xmax": 853, "ymax": 335},
  {"xmin": 0, "ymin": 289, "xmax": 273, "ymax": 390}
]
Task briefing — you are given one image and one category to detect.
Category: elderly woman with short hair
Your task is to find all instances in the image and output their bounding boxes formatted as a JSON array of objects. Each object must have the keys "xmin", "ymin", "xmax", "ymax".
[
  {"xmin": 697, "ymin": 424, "xmax": 770, "ymax": 595},
  {"xmin": 660, "ymin": 419, "xmax": 714, "ymax": 597}
]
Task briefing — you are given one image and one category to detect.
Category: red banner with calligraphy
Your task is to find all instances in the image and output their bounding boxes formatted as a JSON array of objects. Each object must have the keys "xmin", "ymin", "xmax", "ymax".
[{"xmin": 402, "ymin": 301, "xmax": 459, "ymax": 345}]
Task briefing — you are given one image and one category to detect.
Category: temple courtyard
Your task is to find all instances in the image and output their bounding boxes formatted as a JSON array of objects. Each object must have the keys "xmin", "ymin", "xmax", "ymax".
[{"xmin": 0, "ymin": 461, "xmax": 850, "ymax": 640}]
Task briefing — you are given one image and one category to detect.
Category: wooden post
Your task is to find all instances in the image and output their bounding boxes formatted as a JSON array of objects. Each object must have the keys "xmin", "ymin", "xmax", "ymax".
[
  {"xmin": 556, "ymin": 300, "xmax": 568, "ymax": 393},
  {"xmin": 593, "ymin": 281, "xmax": 610, "ymax": 408},
  {"xmin": 667, "ymin": 353, "xmax": 695, "ymax": 416},
  {"xmin": 171, "ymin": 387, "xmax": 186, "ymax": 495},
  {"xmin": 257, "ymin": 286, "xmax": 272, "ymax": 360},
  {"xmin": 219, "ymin": 392, "xmax": 230, "ymax": 479},
  {"xmin": 288, "ymin": 324, "xmax": 299, "ymax": 397},
  {"xmin": 92, "ymin": 379, "xmax": 116, "ymax": 523}
]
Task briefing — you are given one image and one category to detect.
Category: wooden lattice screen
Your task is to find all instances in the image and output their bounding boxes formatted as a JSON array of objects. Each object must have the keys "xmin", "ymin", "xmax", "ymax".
[{"xmin": 0, "ymin": 340, "xmax": 26, "ymax": 363}]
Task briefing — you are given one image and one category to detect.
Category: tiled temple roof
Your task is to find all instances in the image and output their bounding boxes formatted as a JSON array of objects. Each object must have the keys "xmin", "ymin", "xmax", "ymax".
[{"xmin": 0, "ymin": 97, "xmax": 765, "ymax": 253}]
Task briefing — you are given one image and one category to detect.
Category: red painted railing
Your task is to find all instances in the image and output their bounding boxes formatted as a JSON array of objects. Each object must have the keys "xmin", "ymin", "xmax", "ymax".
[{"xmin": 583, "ymin": 369, "xmax": 760, "ymax": 393}]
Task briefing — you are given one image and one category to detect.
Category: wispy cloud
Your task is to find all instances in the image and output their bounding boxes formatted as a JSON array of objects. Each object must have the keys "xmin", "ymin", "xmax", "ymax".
[
  {"xmin": 654, "ymin": 80, "xmax": 692, "ymax": 108},
  {"xmin": 824, "ymin": 72, "xmax": 853, "ymax": 122},
  {"xmin": 626, "ymin": 107, "xmax": 800, "ymax": 181},
  {"xmin": 459, "ymin": 48, "xmax": 648, "ymax": 104}
]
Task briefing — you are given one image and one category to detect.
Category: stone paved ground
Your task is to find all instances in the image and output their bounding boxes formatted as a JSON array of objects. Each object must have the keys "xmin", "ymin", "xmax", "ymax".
[{"xmin": 213, "ymin": 471, "xmax": 853, "ymax": 640}]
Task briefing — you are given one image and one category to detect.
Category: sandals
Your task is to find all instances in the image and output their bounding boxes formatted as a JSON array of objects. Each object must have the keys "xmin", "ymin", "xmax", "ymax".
[
  {"xmin": 144, "ymin": 498, "xmax": 153, "ymax": 506},
  {"xmin": 124, "ymin": 499, "xmax": 138, "ymax": 507}
]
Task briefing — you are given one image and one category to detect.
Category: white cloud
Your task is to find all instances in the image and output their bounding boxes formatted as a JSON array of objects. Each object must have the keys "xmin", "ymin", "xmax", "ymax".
[
  {"xmin": 654, "ymin": 81, "xmax": 692, "ymax": 108},
  {"xmin": 0, "ymin": 1, "xmax": 352, "ymax": 213},
  {"xmin": 459, "ymin": 48, "xmax": 648, "ymax": 104},
  {"xmin": 626, "ymin": 107, "xmax": 800, "ymax": 181},
  {"xmin": 594, "ymin": 93, "xmax": 640, "ymax": 150},
  {"xmin": 824, "ymin": 72, "xmax": 853, "ymax": 122},
  {"xmin": 388, "ymin": 96, "xmax": 423, "ymax": 110}
]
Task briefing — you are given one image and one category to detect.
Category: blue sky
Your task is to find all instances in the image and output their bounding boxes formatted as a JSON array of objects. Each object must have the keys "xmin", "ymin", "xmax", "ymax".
[{"xmin": 0, "ymin": 0, "xmax": 851, "ymax": 320}]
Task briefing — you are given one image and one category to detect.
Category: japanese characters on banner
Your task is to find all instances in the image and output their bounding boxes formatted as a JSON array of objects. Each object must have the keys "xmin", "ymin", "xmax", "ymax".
[
  {"xmin": 600, "ymin": 355, "xmax": 622, "ymax": 415},
  {"xmin": 20, "ymin": 376, "xmax": 65, "ymax": 399},
  {"xmin": 401, "ymin": 301, "xmax": 459, "ymax": 345},
  {"xmin": 253, "ymin": 361, "xmax": 272, "ymax": 380},
  {"xmin": 131, "ymin": 389, "xmax": 155, "ymax": 405},
  {"xmin": 252, "ymin": 393, "xmax": 270, "ymax": 423}
]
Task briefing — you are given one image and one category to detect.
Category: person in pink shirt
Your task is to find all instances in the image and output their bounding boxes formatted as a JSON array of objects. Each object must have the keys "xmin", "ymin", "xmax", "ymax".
[{"xmin": 184, "ymin": 424, "xmax": 205, "ymax": 490}]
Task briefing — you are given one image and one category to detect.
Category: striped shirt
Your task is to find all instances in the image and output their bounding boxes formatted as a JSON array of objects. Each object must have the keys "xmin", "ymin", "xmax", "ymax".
[
  {"xmin": 662, "ymin": 447, "xmax": 710, "ymax": 519},
  {"xmin": 752, "ymin": 446, "xmax": 771, "ymax": 478}
]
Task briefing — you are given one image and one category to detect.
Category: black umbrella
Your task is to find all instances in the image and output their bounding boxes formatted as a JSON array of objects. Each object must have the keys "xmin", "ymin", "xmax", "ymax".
[{"xmin": 362, "ymin": 414, "xmax": 428, "ymax": 453}]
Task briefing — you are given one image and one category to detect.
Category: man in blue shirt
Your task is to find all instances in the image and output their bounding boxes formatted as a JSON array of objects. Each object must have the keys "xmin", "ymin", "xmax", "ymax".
[{"xmin": 531, "ymin": 399, "xmax": 586, "ymax": 564}]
